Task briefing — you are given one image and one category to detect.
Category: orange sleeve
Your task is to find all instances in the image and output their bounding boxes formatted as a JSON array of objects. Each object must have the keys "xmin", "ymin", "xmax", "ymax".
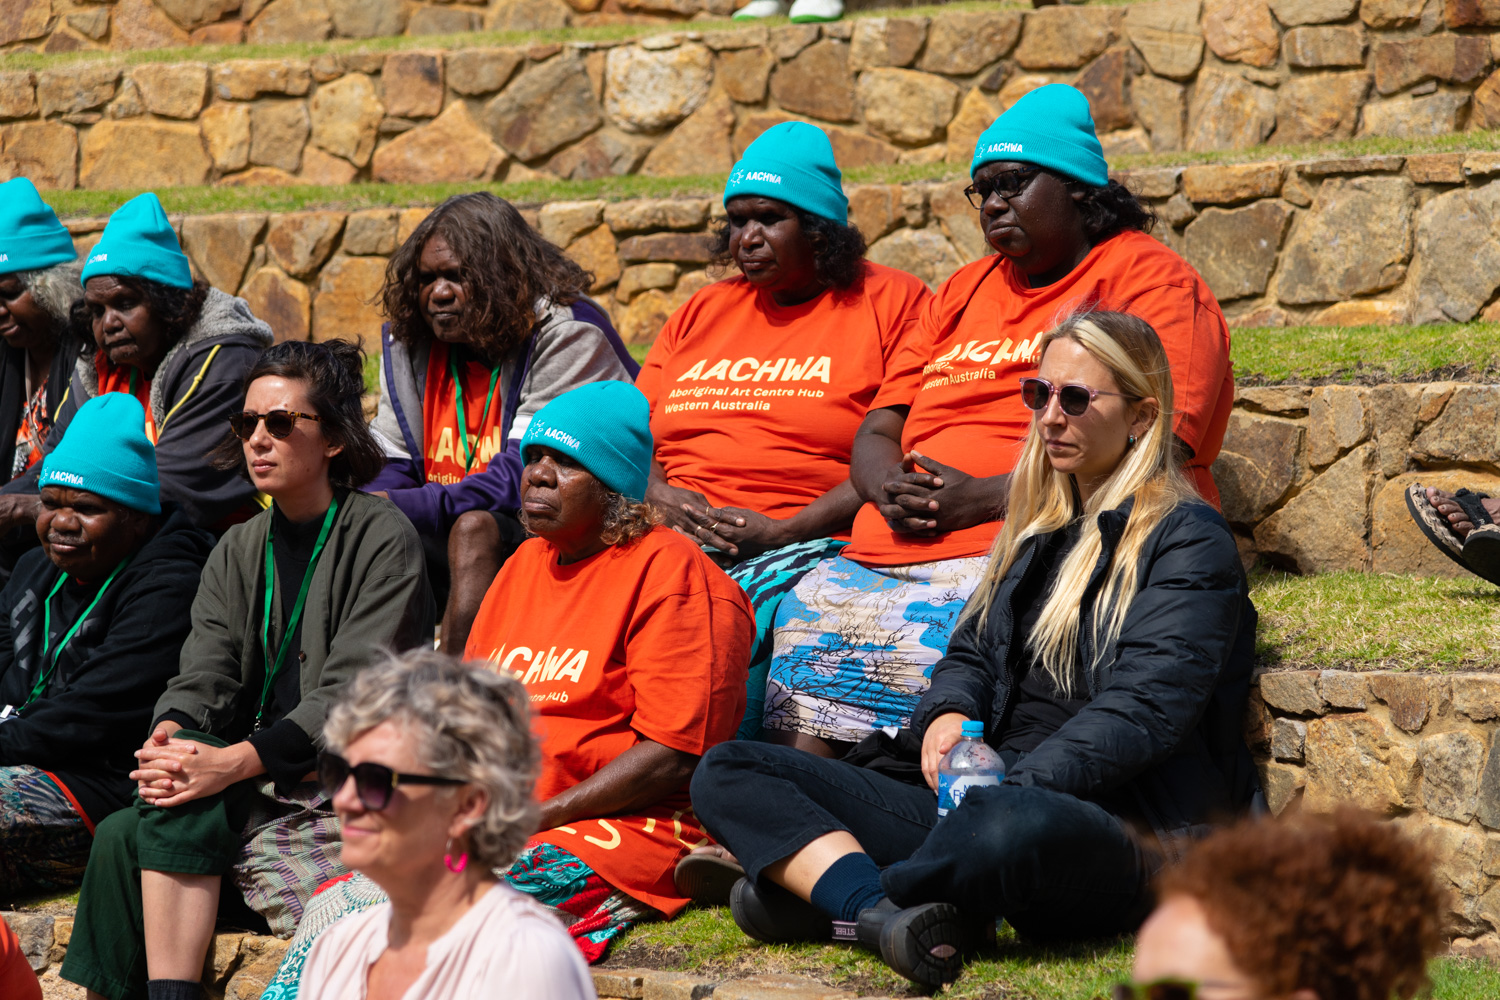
[
  {"xmin": 0, "ymin": 921, "xmax": 41, "ymax": 1000},
  {"xmin": 623, "ymin": 556, "xmax": 752, "ymax": 755},
  {"xmin": 1117, "ymin": 282, "xmax": 1231, "ymax": 461},
  {"xmin": 871, "ymin": 290, "xmax": 942, "ymax": 411}
]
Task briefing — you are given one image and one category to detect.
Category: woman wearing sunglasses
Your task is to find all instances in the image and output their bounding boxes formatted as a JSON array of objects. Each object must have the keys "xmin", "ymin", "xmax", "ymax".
[
  {"xmin": 1126, "ymin": 810, "xmax": 1442, "ymax": 1000},
  {"xmin": 60, "ymin": 339, "xmax": 434, "ymax": 1000},
  {"xmin": 279, "ymin": 650, "xmax": 592, "ymax": 1000},
  {"xmin": 691, "ymin": 311, "xmax": 1258, "ymax": 989}
]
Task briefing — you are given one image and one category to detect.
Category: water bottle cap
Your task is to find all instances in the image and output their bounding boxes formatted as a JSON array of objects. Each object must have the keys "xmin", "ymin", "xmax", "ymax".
[{"xmin": 960, "ymin": 720, "xmax": 985, "ymax": 738}]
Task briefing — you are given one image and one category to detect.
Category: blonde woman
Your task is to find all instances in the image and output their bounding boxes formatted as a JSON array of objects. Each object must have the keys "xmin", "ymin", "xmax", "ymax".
[{"xmin": 690, "ymin": 312, "xmax": 1260, "ymax": 989}]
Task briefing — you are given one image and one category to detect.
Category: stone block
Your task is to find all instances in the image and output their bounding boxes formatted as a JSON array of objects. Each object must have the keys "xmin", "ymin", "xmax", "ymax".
[
  {"xmin": 1237, "ymin": 386, "xmax": 1311, "ymax": 415},
  {"xmin": 202, "ymin": 104, "xmax": 251, "ymax": 173},
  {"xmin": 1307, "ymin": 386, "xmax": 1371, "ymax": 468},
  {"xmin": 1446, "ymin": 0, "xmax": 1500, "ymax": 26},
  {"xmin": 1125, "ymin": 0, "xmax": 1204, "ymax": 81},
  {"xmin": 768, "ymin": 39, "xmax": 854, "ymax": 125},
  {"xmin": 603, "ymin": 43, "xmax": 713, "ymax": 135},
  {"xmin": 555, "ymin": 128, "xmax": 654, "ymax": 180},
  {"xmin": 1303, "ymin": 712, "xmax": 1419, "ymax": 814},
  {"xmin": 383, "ymin": 52, "xmax": 444, "ymax": 120},
  {"xmin": 705, "ymin": 26, "xmax": 768, "ymax": 51},
  {"xmin": 247, "ymin": 0, "xmax": 332, "ymax": 43},
  {"xmin": 1212, "ymin": 411, "xmax": 1304, "ymax": 525},
  {"xmin": 642, "ymin": 971, "xmax": 717, "ymax": 1000},
  {"xmin": 397, "ymin": 208, "xmax": 432, "ymax": 245},
  {"xmin": 447, "ymin": 49, "xmax": 526, "ymax": 98},
  {"xmin": 1254, "ymin": 444, "xmax": 1376, "ymax": 573},
  {"xmin": 181, "ymin": 214, "xmax": 266, "ymax": 293},
  {"xmin": 924, "ymin": 179, "xmax": 983, "ymax": 262},
  {"xmin": 619, "ymin": 233, "xmax": 713, "ymax": 264},
  {"xmin": 1364, "ymin": 0, "xmax": 1427, "ymax": 27},
  {"xmin": 484, "ymin": 0, "xmax": 570, "ymax": 31},
  {"xmin": 1269, "ymin": 0, "xmax": 1359, "ymax": 25},
  {"xmin": 310, "ymin": 73, "xmax": 383, "ymax": 168},
  {"xmin": 0, "ymin": 72, "xmax": 37, "ymax": 120},
  {"xmin": 249, "ymin": 100, "xmax": 310, "ymax": 173},
  {"xmin": 1204, "ymin": 0, "xmax": 1279, "ymax": 68},
  {"xmin": 1115, "ymin": 167, "xmax": 1179, "ymax": 201},
  {"xmin": 867, "ymin": 228, "xmax": 964, "ymax": 289},
  {"xmin": 373, "ymin": 102, "xmax": 507, "ymax": 184},
  {"xmin": 769, "ymin": 24, "xmax": 819, "ymax": 60},
  {"xmin": 847, "ymin": 184, "xmax": 903, "ymax": 243},
  {"xmin": 1369, "ymin": 672, "xmax": 1440, "ymax": 732},
  {"xmin": 1186, "ymin": 69, "xmax": 1276, "ymax": 152},
  {"xmin": 566, "ymin": 224, "xmax": 621, "ymax": 292},
  {"xmin": 154, "ymin": 0, "xmax": 238, "ymax": 27},
  {"xmin": 267, "ymin": 211, "xmax": 345, "ymax": 279},
  {"xmin": 1260, "ymin": 671, "xmax": 1327, "ymax": 716},
  {"xmin": 1273, "ymin": 71, "xmax": 1370, "ymax": 145},
  {"xmin": 1245, "ymin": 686, "xmax": 1273, "ymax": 752},
  {"xmin": 192, "ymin": 21, "xmax": 245, "ymax": 44},
  {"xmin": 1183, "ymin": 200, "xmax": 1291, "ymax": 302},
  {"xmin": 604, "ymin": 199, "xmax": 709, "ymax": 233},
  {"xmin": 132, "ymin": 64, "xmax": 209, "ymax": 120},
  {"xmin": 0, "ymin": 122, "xmax": 79, "ymax": 191},
  {"xmin": 1131, "ymin": 75, "xmax": 1186, "ymax": 151},
  {"xmin": 1371, "ymin": 470, "xmax": 1500, "ymax": 576},
  {"xmin": 1479, "ymin": 740, "xmax": 1500, "ymax": 829},
  {"xmin": 213, "ymin": 60, "xmax": 313, "ymax": 101},
  {"xmin": 718, "ymin": 47, "xmax": 774, "ymax": 104},
  {"xmin": 298, "ymin": 148, "xmax": 354, "ymax": 185},
  {"xmin": 1, "ymin": 913, "xmax": 52, "ymax": 972},
  {"xmin": 1181, "ymin": 163, "xmax": 1283, "ymax": 205},
  {"xmin": 342, "ymin": 210, "xmax": 397, "ymax": 256},
  {"xmin": 114, "ymin": 0, "xmax": 193, "ymax": 47},
  {"xmin": 224, "ymin": 935, "xmax": 291, "ymax": 1000},
  {"xmin": 1465, "ymin": 153, "xmax": 1500, "ymax": 179},
  {"xmin": 1319, "ymin": 670, "xmax": 1369, "ymax": 710},
  {"xmin": 1366, "ymin": 383, "xmax": 1421, "ymax": 477},
  {"xmin": 1411, "ymin": 183, "xmax": 1500, "ymax": 323},
  {"xmin": 329, "ymin": 0, "xmax": 406, "ymax": 37},
  {"xmin": 616, "ymin": 262, "xmax": 678, "ymax": 301},
  {"xmin": 1276, "ymin": 176, "xmax": 1413, "ymax": 306},
  {"xmin": 857, "ymin": 70, "xmax": 961, "ymax": 147},
  {"xmin": 81, "ymin": 120, "xmax": 211, "ymax": 190},
  {"xmin": 946, "ymin": 88, "xmax": 1001, "ymax": 165},
  {"xmin": 68, "ymin": 7, "xmax": 111, "ymax": 40},
  {"xmin": 1475, "ymin": 69, "xmax": 1500, "ymax": 130},
  {"xmin": 1422, "ymin": 730, "xmax": 1487, "ymax": 823},
  {"xmin": 1455, "ymin": 677, "xmax": 1500, "ymax": 723},
  {"xmin": 1272, "ymin": 717, "xmax": 1308, "ymax": 762},
  {"xmin": 1301, "ymin": 156, "xmax": 1405, "ymax": 177},
  {"xmin": 594, "ymin": 970, "xmax": 647, "ymax": 999},
  {"xmin": 1260, "ymin": 760, "xmax": 1306, "ymax": 815},
  {"xmin": 850, "ymin": 17, "xmax": 927, "ymax": 71},
  {"xmin": 38, "ymin": 65, "xmax": 119, "ymax": 118},
  {"xmin": 713, "ymin": 975, "xmax": 850, "ymax": 1000},
  {"xmin": 0, "ymin": 0, "xmax": 53, "ymax": 45},
  {"xmin": 486, "ymin": 53, "xmax": 602, "ymax": 163},
  {"xmin": 538, "ymin": 200, "xmax": 605, "ymax": 247},
  {"xmin": 1073, "ymin": 49, "xmax": 1134, "ymax": 135},
  {"xmin": 1360, "ymin": 91, "xmax": 1471, "ymax": 139},
  {"xmin": 1015, "ymin": 6, "xmax": 1118, "ymax": 71},
  {"xmin": 1285, "ymin": 25, "xmax": 1367, "ymax": 68},
  {"xmin": 1374, "ymin": 35, "xmax": 1491, "ymax": 95},
  {"xmin": 1310, "ymin": 300, "xmax": 1408, "ymax": 327},
  {"xmin": 313, "ymin": 255, "xmax": 387, "ymax": 348},
  {"xmin": 1411, "ymin": 385, "xmax": 1500, "ymax": 469},
  {"xmin": 241, "ymin": 266, "xmax": 311, "ymax": 342},
  {"xmin": 617, "ymin": 287, "xmax": 676, "ymax": 346},
  {"xmin": 915, "ymin": 11, "xmax": 1021, "ymax": 75}
]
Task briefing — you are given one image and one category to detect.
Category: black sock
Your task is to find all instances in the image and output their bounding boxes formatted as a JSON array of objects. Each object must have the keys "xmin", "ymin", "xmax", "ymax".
[
  {"xmin": 146, "ymin": 979, "xmax": 203, "ymax": 1000},
  {"xmin": 809, "ymin": 852, "xmax": 886, "ymax": 922}
]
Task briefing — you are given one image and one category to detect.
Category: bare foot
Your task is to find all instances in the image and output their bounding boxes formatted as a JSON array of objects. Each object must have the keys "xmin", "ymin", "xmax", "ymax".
[
  {"xmin": 1426, "ymin": 487, "xmax": 1500, "ymax": 540},
  {"xmin": 689, "ymin": 844, "xmax": 739, "ymax": 866}
]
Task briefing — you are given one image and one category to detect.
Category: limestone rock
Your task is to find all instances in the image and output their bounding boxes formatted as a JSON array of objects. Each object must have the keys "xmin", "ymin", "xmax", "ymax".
[
  {"xmin": 552, "ymin": 128, "xmax": 654, "ymax": 180},
  {"xmin": 299, "ymin": 147, "xmax": 356, "ymax": 185},
  {"xmin": 383, "ymin": 52, "xmax": 444, "ymax": 120},
  {"xmin": 1421, "ymin": 730, "xmax": 1488, "ymax": 823},
  {"xmin": 247, "ymin": 0, "xmax": 331, "ymax": 44},
  {"xmin": 372, "ymin": 101, "xmax": 507, "ymax": 184},
  {"xmin": 1185, "ymin": 69, "xmax": 1276, "ymax": 152},
  {"xmin": 1363, "ymin": 0, "xmax": 1426, "ymax": 27},
  {"xmin": 341, "ymin": 210, "xmax": 397, "ymax": 256},
  {"xmin": 1304, "ymin": 712, "xmax": 1418, "ymax": 814},
  {"xmin": 181, "ymin": 214, "xmax": 266, "ymax": 293},
  {"xmin": 1370, "ymin": 672, "xmax": 1440, "ymax": 733},
  {"xmin": 1181, "ymin": 163, "xmax": 1283, "ymax": 204},
  {"xmin": 850, "ymin": 17, "xmax": 927, "ymax": 71},
  {"xmin": 1319, "ymin": 670, "xmax": 1370, "ymax": 710},
  {"xmin": 718, "ymin": 47, "xmax": 774, "ymax": 104},
  {"xmin": 616, "ymin": 263, "xmax": 678, "ymax": 302},
  {"xmin": 38, "ymin": 65, "xmax": 119, "ymax": 118},
  {"xmin": 1260, "ymin": 761, "xmax": 1306, "ymax": 815},
  {"xmin": 770, "ymin": 40, "xmax": 855, "ymax": 124},
  {"xmin": 1274, "ymin": 71, "xmax": 1370, "ymax": 146},
  {"xmin": 0, "ymin": 0, "xmax": 52, "ymax": 45},
  {"xmin": 945, "ymin": 88, "xmax": 1000, "ymax": 165},
  {"xmin": 113, "ymin": 0, "xmax": 193, "ymax": 48},
  {"xmin": 1411, "ymin": 183, "xmax": 1500, "ymax": 323},
  {"xmin": 310, "ymin": 73, "xmax": 382, "ymax": 167},
  {"xmin": 266, "ymin": 212, "xmax": 345, "ymax": 279},
  {"xmin": 1261, "ymin": 671, "xmax": 1327, "ymax": 715},
  {"xmin": 1254, "ymin": 443, "xmax": 1375, "ymax": 573},
  {"xmin": 618, "ymin": 233, "xmax": 712, "ymax": 265},
  {"xmin": 0, "ymin": 72, "xmax": 37, "ymax": 120},
  {"xmin": 1183, "ymin": 200, "xmax": 1291, "ymax": 302},
  {"xmin": 80, "ymin": 120, "xmax": 211, "ymax": 190},
  {"xmin": 156, "ymin": 0, "xmax": 239, "ymax": 30},
  {"xmin": 1212, "ymin": 412, "xmax": 1303, "ymax": 525},
  {"xmin": 485, "ymin": 53, "xmax": 602, "ymax": 162},
  {"xmin": 397, "ymin": 208, "xmax": 432, "ymax": 245},
  {"xmin": 0, "ymin": 122, "xmax": 78, "ymax": 191},
  {"xmin": 1464, "ymin": 676, "xmax": 1500, "ymax": 725},
  {"xmin": 1116, "ymin": 167, "xmax": 1179, "ymax": 200},
  {"xmin": 847, "ymin": 185, "xmax": 904, "ymax": 242},
  {"xmin": 538, "ymin": 199, "xmax": 605, "ymax": 247},
  {"xmin": 328, "ymin": 0, "xmax": 406, "ymax": 38},
  {"xmin": 617, "ymin": 288, "xmax": 675, "ymax": 346},
  {"xmin": 447, "ymin": 48, "xmax": 525, "ymax": 98},
  {"xmin": 639, "ymin": 92, "xmax": 732, "ymax": 176},
  {"xmin": 857, "ymin": 69, "xmax": 961, "ymax": 147},
  {"xmin": 915, "ymin": 11, "xmax": 1021, "ymax": 75},
  {"xmin": 604, "ymin": 43, "xmax": 713, "ymax": 135},
  {"xmin": 1374, "ymin": 35, "xmax": 1491, "ymax": 95},
  {"xmin": 484, "ymin": 0, "xmax": 570, "ymax": 31},
  {"xmin": 2, "ymin": 913, "xmax": 51, "ymax": 972},
  {"xmin": 1125, "ymin": 0, "xmax": 1204, "ymax": 81},
  {"xmin": 213, "ymin": 60, "xmax": 313, "ymax": 101},
  {"xmin": 770, "ymin": 24, "xmax": 819, "ymax": 60},
  {"xmin": 132, "ymin": 64, "xmax": 209, "ymax": 120},
  {"xmin": 1272, "ymin": 717, "xmax": 1307, "ymax": 763},
  {"xmin": 1371, "ymin": 470, "xmax": 1500, "ymax": 575},
  {"xmin": 604, "ymin": 199, "xmax": 709, "ymax": 233},
  {"xmin": 1276, "ymin": 176, "xmax": 1414, "ymax": 305},
  {"xmin": 202, "ymin": 103, "xmax": 251, "ymax": 173},
  {"xmin": 867, "ymin": 228, "xmax": 964, "ymax": 288},
  {"xmin": 241, "ymin": 266, "xmax": 311, "ymax": 342},
  {"xmin": 1237, "ymin": 385, "xmax": 1311, "ymax": 415},
  {"xmin": 1269, "ymin": 0, "xmax": 1358, "ymax": 25},
  {"xmin": 313, "ymin": 255, "xmax": 386, "ymax": 348},
  {"xmin": 1477, "ymin": 69, "xmax": 1500, "ymax": 130},
  {"xmin": 68, "ymin": 7, "xmax": 111, "ymax": 39},
  {"xmin": 1015, "ymin": 6, "xmax": 1118, "ymax": 71},
  {"xmin": 1366, "ymin": 382, "xmax": 1422, "ymax": 477},
  {"xmin": 1203, "ymin": 0, "xmax": 1279, "ymax": 68},
  {"xmin": 1307, "ymin": 386, "xmax": 1371, "ymax": 468},
  {"xmin": 249, "ymin": 100, "xmax": 310, "ymax": 173},
  {"xmin": 1359, "ymin": 91, "xmax": 1471, "ymax": 139},
  {"xmin": 1411, "ymin": 385, "xmax": 1500, "ymax": 469},
  {"xmin": 565, "ymin": 224, "xmax": 620, "ymax": 292},
  {"xmin": 1131, "ymin": 75, "xmax": 1185, "ymax": 151},
  {"xmin": 1072, "ymin": 49, "xmax": 1133, "ymax": 135},
  {"xmin": 224, "ymin": 934, "xmax": 292, "ymax": 1000}
]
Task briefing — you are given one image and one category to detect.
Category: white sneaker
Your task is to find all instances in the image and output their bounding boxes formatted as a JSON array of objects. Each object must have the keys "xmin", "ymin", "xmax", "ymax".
[
  {"xmin": 788, "ymin": 0, "xmax": 841, "ymax": 20},
  {"xmin": 733, "ymin": 0, "xmax": 787, "ymax": 18}
]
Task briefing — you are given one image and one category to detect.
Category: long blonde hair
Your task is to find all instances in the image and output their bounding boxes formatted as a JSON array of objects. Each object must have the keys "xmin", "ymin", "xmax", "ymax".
[{"xmin": 964, "ymin": 311, "xmax": 1197, "ymax": 695}]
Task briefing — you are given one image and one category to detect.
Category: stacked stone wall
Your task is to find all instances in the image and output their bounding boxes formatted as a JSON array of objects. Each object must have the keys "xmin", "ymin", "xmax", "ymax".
[{"xmin": 10, "ymin": 3, "xmax": 1500, "ymax": 194}]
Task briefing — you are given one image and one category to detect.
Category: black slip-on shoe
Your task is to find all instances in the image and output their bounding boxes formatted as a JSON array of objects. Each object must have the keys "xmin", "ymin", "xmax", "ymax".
[
  {"xmin": 675, "ymin": 852, "xmax": 745, "ymax": 906},
  {"xmin": 860, "ymin": 900, "xmax": 967, "ymax": 990},
  {"xmin": 729, "ymin": 877, "xmax": 833, "ymax": 943}
]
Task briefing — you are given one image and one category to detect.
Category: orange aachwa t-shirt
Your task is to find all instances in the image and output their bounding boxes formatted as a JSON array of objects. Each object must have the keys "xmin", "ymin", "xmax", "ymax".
[
  {"xmin": 635, "ymin": 263, "xmax": 930, "ymax": 537},
  {"xmin": 464, "ymin": 525, "xmax": 754, "ymax": 916},
  {"xmin": 421, "ymin": 341, "xmax": 507, "ymax": 486},
  {"xmin": 842, "ymin": 229, "xmax": 1234, "ymax": 567}
]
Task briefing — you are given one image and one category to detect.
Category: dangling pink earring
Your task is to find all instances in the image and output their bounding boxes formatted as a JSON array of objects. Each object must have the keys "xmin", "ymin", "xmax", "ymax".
[{"xmin": 444, "ymin": 837, "xmax": 468, "ymax": 873}]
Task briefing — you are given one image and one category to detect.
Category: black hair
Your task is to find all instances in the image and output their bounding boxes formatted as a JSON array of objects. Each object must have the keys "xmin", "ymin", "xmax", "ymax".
[
  {"xmin": 70, "ymin": 276, "xmax": 209, "ymax": 355},
  {"xmin": 210, "ymin": 338, "xmax": 385, "ymax": 490},
  {"xmin": 1064, "ymin": 178, "xmax": 1158, "ymax": 241},
  {"xmin": 708, "ymin": 206, "xmax": 868, "ymax": 291}
]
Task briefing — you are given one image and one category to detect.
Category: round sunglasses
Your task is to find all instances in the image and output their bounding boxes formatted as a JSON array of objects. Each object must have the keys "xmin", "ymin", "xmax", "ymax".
[
  {"xmin": 317, "ymin": 751, "xmax": 467, "ymax": 811},
  {"xmin": 228, "ymin": 409, "xmax": 322, "ymax": 441},
  {"xmin": 1019, "ymin": 377, "xmax": 1137, "ymax": 417}
]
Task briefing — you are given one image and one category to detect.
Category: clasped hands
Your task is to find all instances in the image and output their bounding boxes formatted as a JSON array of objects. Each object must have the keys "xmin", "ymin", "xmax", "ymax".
[
  {"xmin": 132, "ymin": 721, "xmax": 256, "ymax": 808},
  {"xmin": 873, "ymin": 450, "xmax": 996, "ymax": 536},
  {"xmin": 649, "ymin": 482, "xmax": 791, "ymax": 561}
]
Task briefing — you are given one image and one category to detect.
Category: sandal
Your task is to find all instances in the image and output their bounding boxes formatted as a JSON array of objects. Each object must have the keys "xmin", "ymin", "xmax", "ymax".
[
  {"xmin": 1405, "ymin": 484, "xmax": 1500, "ymax": 585},
  {"xmin": 674, "ymin": 849, "xmax": 746, "ymax": 905}
]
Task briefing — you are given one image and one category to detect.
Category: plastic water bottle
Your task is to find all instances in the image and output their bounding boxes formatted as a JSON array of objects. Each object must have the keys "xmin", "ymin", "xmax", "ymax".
[{"xmin": 936, "ymin": 720, "xmax": 1004, "ymax": 818}]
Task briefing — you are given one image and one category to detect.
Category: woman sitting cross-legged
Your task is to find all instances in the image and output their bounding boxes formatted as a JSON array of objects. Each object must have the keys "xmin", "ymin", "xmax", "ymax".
[
  {"xmin": 59, "ymin": 340, "xmax": 434, "ymax": 1000},
  {"xmin": 691, "ymin": 311, "xmax": 1260, "ymax": 989},
  {"xmin": 262, "ymin": 381, "xmax": 753, "ymax": 996},
  {"xmin": 290, "ymin": 650, "xmax": 594, "ymax": 1000}
]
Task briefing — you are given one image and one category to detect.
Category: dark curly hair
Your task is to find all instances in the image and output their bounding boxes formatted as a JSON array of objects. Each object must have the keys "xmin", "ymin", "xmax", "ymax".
[
  {"xmin": 382, "ymin": 193, "xmax": 593, "ymax": 362},
  {"xmin": 1062, "ymin": 177, "xmax": 1157, "ymax": 241},
  {"xmin": 71, "ymin": 275, "xmax": 209, "ymax": 358},
  {"xmin": 211, "ymin": 338, "xmax": 386, "ymax": 490},
  {"xmin": 1156, "ymin": 808, "xmax": 1445, "ymax": 1000},
  {"xmin": 709, "ymin": 206, "xmax": 868, "ymax": 291}
]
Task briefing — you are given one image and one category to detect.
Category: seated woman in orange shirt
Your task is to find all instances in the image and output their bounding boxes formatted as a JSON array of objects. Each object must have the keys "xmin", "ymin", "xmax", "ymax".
[
  {"xmin": 636, "ymin": 122, "xmax": 930, "ymax": 745},
  {"xmin": 262, "ymin": 382, "xmax": 753, "ymax": 994}
]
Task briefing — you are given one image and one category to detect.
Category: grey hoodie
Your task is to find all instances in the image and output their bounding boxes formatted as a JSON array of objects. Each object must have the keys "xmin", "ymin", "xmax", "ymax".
[{"xmin": 2, "ymin": 288, "xmax": 274, "ymax": 528}]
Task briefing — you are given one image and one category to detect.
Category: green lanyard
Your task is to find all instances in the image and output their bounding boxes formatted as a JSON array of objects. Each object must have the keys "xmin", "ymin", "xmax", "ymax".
[
  {"xmin": 257, "ymin": 497, "xmax": 339, "ymax": 729},
  {"xmin": 449, "ymin": 350, "xmax": 501, "ymax": 474},
  {"xmin": 22, "ymin": 557, "xmax": 131, "ymax": 711}
]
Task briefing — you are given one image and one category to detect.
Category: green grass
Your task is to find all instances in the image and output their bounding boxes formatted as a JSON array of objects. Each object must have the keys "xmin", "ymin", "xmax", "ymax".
[
  {"xmin": 1230, "ymin": 323, "xmax": 1500, "ymax": 385},
  {"xmin": 1251, "ymin": 570, "xmax": 1500, "ymax": 672}
]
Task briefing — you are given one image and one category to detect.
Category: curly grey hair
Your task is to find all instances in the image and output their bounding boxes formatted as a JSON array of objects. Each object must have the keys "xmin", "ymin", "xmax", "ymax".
[
  {"xmin": 324, "ymin": 649, "xmax": 541, "ymax": 871},
  {"xmin": 12, "ymin": 258, "xmax": 83, "ymax": 335}
]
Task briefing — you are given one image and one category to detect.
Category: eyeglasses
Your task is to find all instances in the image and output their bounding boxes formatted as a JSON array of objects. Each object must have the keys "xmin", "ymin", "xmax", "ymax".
[
  {"xmin": 317, "ymin": 751, "xmax": 467, "ymax": 811},
  {"xmin": 1020, "ymin": 377, "xmax": 1137, "ymax": 417},
  {"xmin": 964, "ymin": 167, "xmax": 1043, "ymax": 209},
  {"xmin": 1099, "ymin": 979, "xmax": 1249, "ymax": 1000},
  {"xmin": 229, "ymin": 410, "xmax": 322, "ymax": 441}
]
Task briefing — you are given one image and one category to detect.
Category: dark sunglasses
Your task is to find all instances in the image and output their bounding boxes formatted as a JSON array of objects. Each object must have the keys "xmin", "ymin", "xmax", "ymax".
[
  {"xmin": 317, "ymin": 751, "xmax": 466, "ymax": 811},
  {"xmin": 229, "ymin": 410, "xmax": 322, "ymax": 441},
  {"xmin": 1100, "ymin": 978, "xmax": 1247, "ymax": 1000},
  {"xmin": 964, "ymin": 167, "xmax": 1043, "ymax": 209},
  {"xmin": 1020, "ymin": 376, "xmax": 1137, "ymax": 417}
]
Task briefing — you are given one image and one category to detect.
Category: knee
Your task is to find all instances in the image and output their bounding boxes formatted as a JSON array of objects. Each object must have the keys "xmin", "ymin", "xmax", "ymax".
[
  {"xmin": 691, "ymin": 742, "xmax": 781, "ymax": 820},
  {"xmin": 950, "ymin": 787, "xmax": 1061, "ymax": 856},
  {"xmin": 90, "ymin": 806, "xmax": 143, "ymax": 863},
  {"xmin": 448, "ymin": 510, "xmax": 500, "ymax": 563}
]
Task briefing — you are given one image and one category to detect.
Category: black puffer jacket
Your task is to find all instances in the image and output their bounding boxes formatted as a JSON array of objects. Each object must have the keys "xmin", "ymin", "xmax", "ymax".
[{"xmin": 910, "ymin": 497, "xmax": 1261, "ymax": 861}]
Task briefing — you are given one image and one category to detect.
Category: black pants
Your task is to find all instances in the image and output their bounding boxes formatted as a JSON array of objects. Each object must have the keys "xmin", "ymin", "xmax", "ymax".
[
  {"xmin": 691, "ymin": 742, "xmax": 1157, "ymax": 940},
  {"xmin": 421, "ymin": 508, "xmax": 526, "ymax": 609}
]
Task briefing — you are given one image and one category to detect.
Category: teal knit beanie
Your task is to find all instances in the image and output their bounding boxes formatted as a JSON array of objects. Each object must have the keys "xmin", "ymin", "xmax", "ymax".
[
  {"xmin": 40, "ymin": 393, "xmax": 161, "ymax": 514},
  {"xmin": 81, "ymin": 192, "xmax": 193, "ymax": 289},
  {"xmin": 971, "ymin": 84, "xmax": 1109, "ymax": 188},
  {"xmin": 724, "ymin": 122, "xmax": 849, "ymax": 225},
  {"xmin": 521, "ymin": 381, "xmax": 652, "ymax": 502},
  {"xmin": 0, "ymin": 178, "xmax": 77, "ymax": 276}
]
